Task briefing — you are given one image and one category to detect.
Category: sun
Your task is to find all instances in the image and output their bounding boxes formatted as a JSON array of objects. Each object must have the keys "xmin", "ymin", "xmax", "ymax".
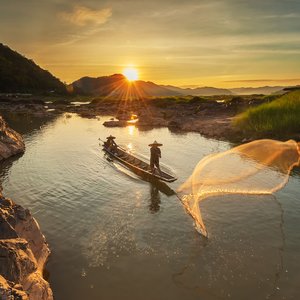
[{"xmin": 123, "ymin": 67, "xmax": 139, "ymax": 81}]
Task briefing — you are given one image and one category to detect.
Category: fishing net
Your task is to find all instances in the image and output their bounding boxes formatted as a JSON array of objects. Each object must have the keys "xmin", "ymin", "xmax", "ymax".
[{"xmin": 179, "ymin": 139, "xmax": 300, "ymax": 236}]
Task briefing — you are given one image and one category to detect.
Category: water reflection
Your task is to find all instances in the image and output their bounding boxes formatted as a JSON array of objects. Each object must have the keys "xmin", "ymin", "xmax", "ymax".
[
  {"xmin": 0, "ymin": 110, "xmax": 57, "ymax": 136},
  {"xmin": 149, "ymin": 184, "xmax": 161, "ymax": 213},
  {"xmin": 0, "ymin": 114, "xmax": 299, "ymax": 300},
  {"xmin": 151, "ymin": 179, "xmax": 176, "ymax": 197},
  {"xmin": 291, "ymin": 166, "xmax": 300, "ymax": 177},
  {"xmin": 148, "ymin": 180, "xmax": 176, "ymax": 212},
  {"xmin": 127, "ymin": 125, "xmax": 136, "ymax": 136},
  {"xmin": 0, "ymin": 153, "xmax": 23, "ymax": 180}
]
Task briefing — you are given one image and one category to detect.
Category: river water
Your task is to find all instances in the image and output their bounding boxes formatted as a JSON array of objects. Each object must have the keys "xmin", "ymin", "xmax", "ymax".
[{"xmin": 0, "ymin": 112, "xmax": 299, "ymax": 300}]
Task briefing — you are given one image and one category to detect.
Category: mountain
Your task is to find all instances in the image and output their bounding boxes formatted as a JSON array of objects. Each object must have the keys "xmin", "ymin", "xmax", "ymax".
[
  {"xmin": 0, "ymin": 43, "xmax": 293, "ymax": 96},
  {"xmin": 283, "ymin": 85, "xmax": 300, "ymax": 92},
  {"xmin": 162, "ymin": 85, "xmax": 233, "ymax": 96},
  {"xmin": 0, "ymin": 43, "xmax": 66, "ymax": 93},
  {"xmin": 71, "ymin": 74, "xmax": 181, "ymax": 97},
  {"xmin": 71, "ymin": 75, "xmax": 288, "ymax": 97},
  {"xmin": 162, "ymin": 85, "xmax": 288, "ymax": 96},
  {"xmin": 71, "ymin": 75, "xmax": 236, "ymax": 97},
  {"xmin": 230, "ymin": 86, "xmax": 285, "ymax": 95}
]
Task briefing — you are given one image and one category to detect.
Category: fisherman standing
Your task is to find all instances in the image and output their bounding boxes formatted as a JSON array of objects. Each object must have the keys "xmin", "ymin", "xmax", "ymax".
[{"xmin": 149, "ymin": 140, "xmax": 162, "ymax": 174}]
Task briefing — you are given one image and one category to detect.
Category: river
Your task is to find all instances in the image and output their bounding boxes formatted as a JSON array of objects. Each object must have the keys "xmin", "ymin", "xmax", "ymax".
[{"xmin": 0, "ymin": 112, "xmax": 299, "ymax": 300}]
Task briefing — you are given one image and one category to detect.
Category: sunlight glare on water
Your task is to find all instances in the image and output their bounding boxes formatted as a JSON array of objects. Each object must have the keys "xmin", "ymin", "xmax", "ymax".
[{"xmin": 0, "ymin": 113, "xmax": 299, "ymax": 300}]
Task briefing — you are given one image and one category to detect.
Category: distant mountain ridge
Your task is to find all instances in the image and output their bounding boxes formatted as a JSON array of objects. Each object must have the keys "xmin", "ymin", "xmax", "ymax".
[
  {"xmin": 71, "ymin": 74, "xmax": 181, "ymax": 97},
  {"xmin": 0, "ymin": 43, "xmax": 65, "ymax": 93},
  {"xmin": 230, "ymin": 86, "xmax": 285, "ymax": 95},
  {"xmin": 163, "ymin": 85, "xmax": 288, "ymax": 96},
  {"xmin": 162, "ymin": 85, "xmax": 234, "ymax": 96},
  {"xmin": 72, "ymin": 75, "xmax": 289, "ymax": 97},
  {"xmin": 0, "ymin": 43, "xmax": 296, "ymax": 96}
]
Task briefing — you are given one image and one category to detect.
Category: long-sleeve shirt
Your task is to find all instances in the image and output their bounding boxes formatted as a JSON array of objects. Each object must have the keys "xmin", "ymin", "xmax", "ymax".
[{"xmin": 150, "ymin": 147, "xmax": 161, "ymax": 162}]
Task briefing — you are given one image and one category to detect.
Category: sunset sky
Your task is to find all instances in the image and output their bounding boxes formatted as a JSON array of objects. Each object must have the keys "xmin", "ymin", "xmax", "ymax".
[{"xmin": 1, "ymin": 0, "xmax": 300, "ymax": 87}]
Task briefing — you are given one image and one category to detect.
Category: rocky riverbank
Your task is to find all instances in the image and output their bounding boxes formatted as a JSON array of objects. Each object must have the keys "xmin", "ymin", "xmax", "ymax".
[
  {"xmin": 0, "ymin": 196, "xmax": 53, "ymax": 300},
  {"xmin": 98, "ymin": 97, "xmax": 260, "ymax": 141},
  {"xmin": 0, "ymin": 93, "xmax": 295, "ymax": 142},
  {"xmin": 0, "ymin": 96, "xmax": 253, "ymax": 142},
  {"xmin": 0, "ymin": 115, "xmax": 52, "ymax": 300},
  {"xmin": 0, "ymin": 115, "xmax": 25, "ymax": 160}
]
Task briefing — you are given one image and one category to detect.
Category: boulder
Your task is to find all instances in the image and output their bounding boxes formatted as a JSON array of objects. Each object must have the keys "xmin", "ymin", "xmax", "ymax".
[
  {"xmin": 103, "ymin": 120, "xmax": 127, "ymax": 127},
  {"xmin": 0, "ymin": 116, "xmax": 25, "ymax": 160},
  {"xmin": 0, "ymin": 197, "xmax": 53, "ymax": 300},
  {"xmin": 0, "ymin": 275, "xmax": 29, "ymax": 300}
]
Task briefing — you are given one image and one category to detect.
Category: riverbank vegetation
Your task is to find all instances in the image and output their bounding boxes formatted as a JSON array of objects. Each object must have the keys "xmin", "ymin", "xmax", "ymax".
[
  {"xmin": 1, "ymin": 89, "xmax": 298, "ymax": 142},
  {"xmin": 234, "ymin": 90, "xmax": 300, "ymax": 135}
]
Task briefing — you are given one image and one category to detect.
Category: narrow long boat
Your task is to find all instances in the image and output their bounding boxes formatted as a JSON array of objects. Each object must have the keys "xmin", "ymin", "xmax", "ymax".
[{"xmin": 102, "ymin": 143, "xmax": 177, "ymax": 183}]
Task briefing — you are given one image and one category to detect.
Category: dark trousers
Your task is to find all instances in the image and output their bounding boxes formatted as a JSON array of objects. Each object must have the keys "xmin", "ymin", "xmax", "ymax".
[{"xmin": 150, "ymin": 159, "xmax": 161, "ymax": 173}]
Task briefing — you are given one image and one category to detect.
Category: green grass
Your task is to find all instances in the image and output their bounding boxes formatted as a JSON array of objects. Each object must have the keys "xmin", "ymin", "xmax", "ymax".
[{"xmin": 234, "ymin": 90, "xmax": 300, "ymax": 134}]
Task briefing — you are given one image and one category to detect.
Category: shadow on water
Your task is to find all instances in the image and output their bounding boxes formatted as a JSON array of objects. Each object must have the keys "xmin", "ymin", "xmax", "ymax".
[
  {"xmin": 149, "ymin": 178, "xmax": 176, "ymax": 197},
  {"xmin": 103, "ymin": 150, "xmax": 176, "ymax": 213},
  {"xmin": 291, "ymin": 165, "xmax": 300, "ymax": 177},
  {"xmin": 102, "ymin": 150, "xmax": 177, "ymax": 197},
  {"xmin": 0, "ymin": 110, "xmax": 57, "ymax": 188},
  {"xmin": 0, "ymin": 110, "xmax": 58, "ymax": 136},
  {"xmin": 147, "ymin": 181, "xmax": 177, "ymax": 212},
  {"xmin": 149, "ymin": 183, "xmax": 161, "ymax": 213},
  {"xmin": 168, "ymin": 127, "xmax": 189, "ymax": 136},
  {"xmin": 1, "ymin": 113, "xmax": 299, "ymax": 300},
  {"xmin": 136, "ymin": 125, "xmax": 156, "ymax": 132},
  {"xmin": 0, "ymin": 153, "xmax": 24, "ymax": 185}
]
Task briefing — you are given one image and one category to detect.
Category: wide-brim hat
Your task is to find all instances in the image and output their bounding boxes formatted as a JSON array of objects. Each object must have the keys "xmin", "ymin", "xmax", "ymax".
[
  {"xmin": 107, "ymin": 135, "xmax": 116, "ymax": 139},
  {"xmin": 148, "ymin": 140, "xmax": 163, "ymax": 147}
]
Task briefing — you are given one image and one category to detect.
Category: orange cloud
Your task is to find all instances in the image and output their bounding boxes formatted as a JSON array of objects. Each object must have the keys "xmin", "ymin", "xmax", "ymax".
[{"xmin": 59, "ymin": 5, "xmax": 112, "ymax": 26}]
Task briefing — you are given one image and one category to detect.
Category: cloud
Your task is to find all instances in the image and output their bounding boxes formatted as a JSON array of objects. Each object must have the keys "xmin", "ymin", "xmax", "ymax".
[{"xmin": 59, "ymin": 5, "xmax": 112, "ymax": 26}]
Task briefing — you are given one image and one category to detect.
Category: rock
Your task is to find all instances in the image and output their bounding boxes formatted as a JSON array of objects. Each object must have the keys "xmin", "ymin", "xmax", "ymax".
[
  {"xmin": 116, "ymin": 111, "xmax": 132, "ymax": 120},
  {"xmin": 78, "ymin": 111, "xmax": 98, "ymax": 119},
  {"xmin": 168, "ymin": 120, "xmax": 180, "ymax": 128},
  {"xmin": 0, "ymin": 214, "xmax": 18, "ymax": 239},
  {"xmin": 51, "ymin": 100, "xmax": 69, "ymax": 105},
  {"xmin": 0, "ymin": 116, "xmax": 25, "ymax": 161},
  {"xmin": 0, "ymin": 275, "xmax": 29, "ymax": 299},
  {"xmin": 0, "ymin": 239, "xmax": 37, "ymax": 283},
  {"xmin": 0, "ymin": 196, "xmax": 53, "ymax": 300},
  {"xmin": 137, "ymin": 115, "xmax": 168, "ymax": 127},
  {"xmin": 103, "ymin": 120, "xmax": 127, "ymax": 127}
]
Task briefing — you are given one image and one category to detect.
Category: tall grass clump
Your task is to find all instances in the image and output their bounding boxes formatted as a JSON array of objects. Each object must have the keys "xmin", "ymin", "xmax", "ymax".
[{"xmin": 234, "ymin": 90, "xmax": 300, "ymax": 134}]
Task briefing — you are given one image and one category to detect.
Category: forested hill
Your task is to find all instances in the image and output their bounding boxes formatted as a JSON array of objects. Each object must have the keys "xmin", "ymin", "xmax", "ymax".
[{"xmin": 0, "ymin": 43, "xmax": 66, "ymax": 93}]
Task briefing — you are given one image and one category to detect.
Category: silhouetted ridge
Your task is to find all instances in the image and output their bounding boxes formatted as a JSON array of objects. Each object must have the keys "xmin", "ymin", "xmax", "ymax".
[
  {"xmin": 72, "ymin": 76, "xmax": 289, "ymax": 97},
  {"xmin": 71, "ymin": 74, "xmax": 180, "ymax": 97},
  {"xmin": 0, "ymin": 43, "xmax": 66, "ymax": 93}
]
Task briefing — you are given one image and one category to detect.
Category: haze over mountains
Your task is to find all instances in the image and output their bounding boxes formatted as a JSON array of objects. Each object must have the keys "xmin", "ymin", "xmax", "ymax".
[
  {"xmin": 0, "ymin": 43, "xmax": 296, "ymax": 96},
  {"xmin": 70, "ymin": 74, "xmax": 179, "ymax": 97},
  {"xmin": 71, "ymin": 75, "xmax": 287, "ymax": 97}
]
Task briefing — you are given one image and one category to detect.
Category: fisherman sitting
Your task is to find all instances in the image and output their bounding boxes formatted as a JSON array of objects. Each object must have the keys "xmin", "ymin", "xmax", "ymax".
[
  {"xmin": 149, "ymin": 140, "xmax": 162, "ymax": 175},
  {"xmin": 105, "ymin": 135, "xmax": 117, "ymax": 153}
]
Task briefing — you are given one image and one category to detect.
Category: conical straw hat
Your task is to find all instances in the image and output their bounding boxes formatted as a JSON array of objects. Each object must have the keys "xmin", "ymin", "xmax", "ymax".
[{"xmin": 148, "ymin": 140, "xmax": 163, "ymax": 147}]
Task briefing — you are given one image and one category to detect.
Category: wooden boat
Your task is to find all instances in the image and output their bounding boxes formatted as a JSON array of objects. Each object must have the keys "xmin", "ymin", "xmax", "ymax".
[{"xmin": 102, "ymin": 143, "xmax": 177, "ymax": 183}]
